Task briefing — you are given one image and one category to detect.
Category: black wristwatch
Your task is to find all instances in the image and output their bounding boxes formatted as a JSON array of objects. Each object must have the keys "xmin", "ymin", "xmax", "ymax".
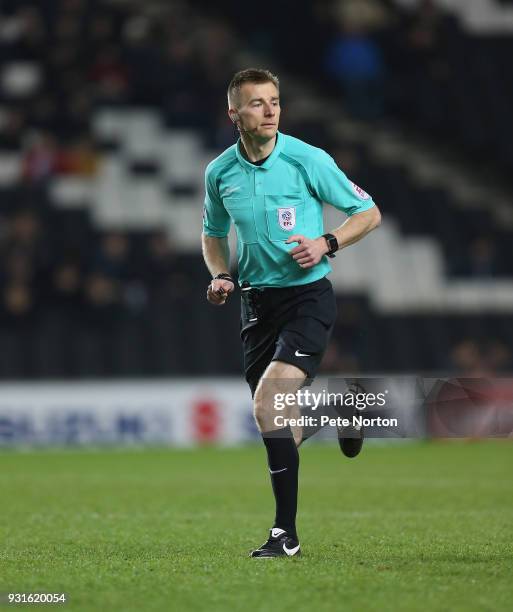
[{"xmin": 322, "ymin": 233, "xmax": 338, "ymax": 258}]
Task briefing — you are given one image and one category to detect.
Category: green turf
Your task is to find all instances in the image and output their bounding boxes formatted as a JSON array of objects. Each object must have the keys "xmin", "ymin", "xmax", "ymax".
[{"xmin": 0, "ymin": 441, "xmax": 512, "ymax": 611}]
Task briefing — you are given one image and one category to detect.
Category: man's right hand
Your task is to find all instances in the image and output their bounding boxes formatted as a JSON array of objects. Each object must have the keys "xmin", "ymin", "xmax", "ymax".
[{"xmin": 207, "ymin": 278, "xmax": 235, "ymax": 305}]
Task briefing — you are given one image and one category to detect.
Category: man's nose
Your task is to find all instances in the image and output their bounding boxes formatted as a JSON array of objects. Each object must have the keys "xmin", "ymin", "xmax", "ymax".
[{"xmin": 264, "ymin": 104, "xmax": 275, "ymax": 116}]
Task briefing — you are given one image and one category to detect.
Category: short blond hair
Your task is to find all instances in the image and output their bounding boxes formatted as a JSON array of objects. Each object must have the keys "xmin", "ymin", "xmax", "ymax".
[{"xmin": 227, "ymin": 68, "xmax": 279, "ymax": 108}]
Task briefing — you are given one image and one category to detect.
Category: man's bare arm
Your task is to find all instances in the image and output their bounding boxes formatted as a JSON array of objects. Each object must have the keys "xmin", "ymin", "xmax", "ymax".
[
  {"xmin": 329, "ymin": 205, "xmax": 382, "ymax": 250},
  {"xmin": 201, "ymin": 233, "xmax": 235, "ymax": 305},
  {"xmin": 286, "ymin": 205, "xmax": 381, "ymax": 269},
  {"xmin": 202, "ymin": 234, "xmax": 231, "ymax": 276}
]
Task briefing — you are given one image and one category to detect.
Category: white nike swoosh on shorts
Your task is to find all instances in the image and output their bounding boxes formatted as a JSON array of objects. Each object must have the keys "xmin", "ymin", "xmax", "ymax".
[{"xmin": 295, "ymin": 350, "xmax": 311, "ymax": 357}]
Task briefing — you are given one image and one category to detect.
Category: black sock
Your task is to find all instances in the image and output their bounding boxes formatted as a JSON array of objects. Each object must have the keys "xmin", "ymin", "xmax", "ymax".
[{"xmin": 262, "ymin": 426, "xmax": 299, "ymax": 540}]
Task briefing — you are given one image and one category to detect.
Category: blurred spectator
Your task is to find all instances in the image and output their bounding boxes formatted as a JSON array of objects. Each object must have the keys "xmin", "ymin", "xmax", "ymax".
[
  {"xmin": 3, "ymin": 209, "xmax": 45, "ymax": 260},
  {"xmin": 92, "ymin": 232, "xmax": 132, "ymax": 282},
  {"xmin": 48, "ymin": 258, "xmax": 83, "ymax": 318},
  {"xmin": 58, "ymin": 137, "xmax": 100, "ymax": 176},
  {"xmin": 83, "ymin": 272, "xmax": 122, "ymax": 329},
  {"xmin": 450, "ymin": 339, "xmax": 513, "ymax": 376},
  {"xmin": 468, "ymin": 236, "xmax": 498, "ymax": 278},
  {"xmin": 30, "ymin": 96, "xmax": 60, "ymax": 133},
  {"xmin": 392, "ymin": 0, "xmax": 453, "ymax": 124},
  {"xmin": 405, "ymin": 0, "xmax": 448, "ymax": 58},
  {"xmin": 209, "ymin": 108, "xmax": 238, "ymax": 150},
  {"xmin": 330, "ymin": 146, "xmax": 361, "ymax": 175},
  {"xmin": 123, "ymin": 27, "xmax": 168, "ymax": 106},
  {"xmin": 324, "ymin": 22, "xmax": 385, "ymax": 119},
  {"xmin": 54, "ymin": 13, "xmax": 82, "ymax": 44},
  {"xmin": 163, "ymin": 37, "xmax": 206, "ymax": 128},
  {"xmin": 450, "ymin": 235, "xmax": 499, "ymax": 278},
  {"xmin": 0, "ymin": 281, "xmax": 37, "ymax": 329},
  {"xmin": 22, "ymin": 132, "xmax": 59, "ymax": 182},
  {"xmin": 2, "ymin": 251, "xmax": 35, "ymax": 285},
  {"xmin": 90, "ymin": 231, "xmax": 151, "ymax": 316},
  {"xmin": 196, "ymin": 21, "xmax": 235, "ymax": 84},
  {"xmin": 0, "ymin": 5, "xmax": 47, "ymax": 61},
  {"xmin": 0, "ymin": 109, "xmax": 27, "ymax": 150},
  {"xmin": 333, "ymin": 300, "xmax": 367, "ymax": 359},
  {"xmin": 450, "ymin": 339, "xmax": 485, "ymax": 376},
  {"xmin": 61, "ymin": 0, "xmax": 87, "ymax": 15},
  {"xmin": 21, "ymin": 129, "xmax": 99, "ymax": 178},
  {"xmin": 0, "ymin": 211, "xmax": 52, "ymax": 321},
  {"xmin": 144, "ymin": 230, "xmax": 191, "ymax": 302},
  {"xmin": 88, "ymin": 44, "xmax": 130, "ymax": 103},
  {"xmin": 319, "ymin": 340, "xmax": 360, "ymax": 374},
  {"xmin": 62, "ymin": 91, "xmax": 94, "ymax": 137},
  {"xmin": 486, "ymin": 341, "xmax": 513, "ymax": 374},
  {"xmin": 88, "ymin": 14, "xmax": 117, "ymax": 47},
  {"xmin": 332, "ymin": 0, "xmax": 390, "ymax": 32}
]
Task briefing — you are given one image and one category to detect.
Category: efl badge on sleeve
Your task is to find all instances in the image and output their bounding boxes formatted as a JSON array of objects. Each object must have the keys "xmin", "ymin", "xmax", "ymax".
[
  {"xmin": 278, "ymin": 207, "xmax": 296, "ymax": 231},
  {"xmin": 351, "ymin": 181, "xmax": 371, "ymax": 200}
]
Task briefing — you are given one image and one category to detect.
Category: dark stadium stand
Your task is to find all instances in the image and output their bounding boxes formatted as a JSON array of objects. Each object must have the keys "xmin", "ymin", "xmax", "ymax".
[{"xmin": 0, "ymin": 0, "xmax": 512, "ymax": 378}]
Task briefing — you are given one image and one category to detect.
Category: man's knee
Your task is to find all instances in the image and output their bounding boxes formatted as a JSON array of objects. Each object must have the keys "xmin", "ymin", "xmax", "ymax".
[
  {"xmin": 253, "ymin": 385, "xmax": 268, "ymax": 431},
  {"xmin": 253, "ymin": 361, "xmax": 307, "ymax": 431},
  {"xmin": 253, "ymin": 378, "xmax": 279, "ymax": 431}
]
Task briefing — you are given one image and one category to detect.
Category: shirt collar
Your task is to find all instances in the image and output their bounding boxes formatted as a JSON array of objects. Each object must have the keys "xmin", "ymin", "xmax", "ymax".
[{"xmin": 235, "ymin": 131, "xmax": 285, "ymax": 170}]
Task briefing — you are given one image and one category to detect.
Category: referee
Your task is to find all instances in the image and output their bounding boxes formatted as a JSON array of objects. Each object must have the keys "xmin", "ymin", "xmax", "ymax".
[{"xmin": 202, "ymin": 69, "xmax": 381, "ymax": 557}]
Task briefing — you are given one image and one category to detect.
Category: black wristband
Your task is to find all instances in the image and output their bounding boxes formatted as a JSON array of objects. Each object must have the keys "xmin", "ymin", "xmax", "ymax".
[
  {"xmin": 322, "ymin": 233, "xmax": 338, "ymax": 258},
  {"xmin": 213, "ymin": 273, "xmax": 234, "ymax": 283}
]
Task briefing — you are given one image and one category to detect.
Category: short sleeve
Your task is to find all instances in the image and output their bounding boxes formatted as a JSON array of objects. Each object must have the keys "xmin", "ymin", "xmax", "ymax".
[
  {"xmin": 310, "ymin": 150, "xmax": 376, "ymax": 216},
  {"xmin": 202, "ymin": 167, "xmax": 231, "ymax": 237}
]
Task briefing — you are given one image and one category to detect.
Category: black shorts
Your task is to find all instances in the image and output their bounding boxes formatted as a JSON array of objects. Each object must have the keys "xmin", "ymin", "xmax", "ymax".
[{"xmin": 240, "ymin": 277, "xmax": 337, "ymax": 397}]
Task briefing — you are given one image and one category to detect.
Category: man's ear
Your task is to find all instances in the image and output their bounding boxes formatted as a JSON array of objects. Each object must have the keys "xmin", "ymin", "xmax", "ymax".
[{"xmin": 229, "ymin": 110, "xmax": 240, "ymax": 124}]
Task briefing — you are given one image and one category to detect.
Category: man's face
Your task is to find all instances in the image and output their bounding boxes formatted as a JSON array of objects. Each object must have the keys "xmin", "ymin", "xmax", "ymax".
[{"xmin": 229, "ymin": 81, "xmax": 280, "ymax": 142}]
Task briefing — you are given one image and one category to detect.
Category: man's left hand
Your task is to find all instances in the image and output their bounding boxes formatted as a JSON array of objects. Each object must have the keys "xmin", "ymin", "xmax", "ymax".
[{"xmin": 286, "ymin": 235, "xmax": 329, "ymax": 269}]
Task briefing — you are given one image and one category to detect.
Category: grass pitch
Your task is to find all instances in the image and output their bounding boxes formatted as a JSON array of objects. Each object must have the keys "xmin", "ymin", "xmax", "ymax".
[{"xmin": 1, "ymin": 441, "xmax": 512, "ymax": 611}]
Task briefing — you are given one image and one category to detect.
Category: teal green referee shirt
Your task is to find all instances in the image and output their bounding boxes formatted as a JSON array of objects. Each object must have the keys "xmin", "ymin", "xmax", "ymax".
[{"xmin": 203, "ymin": 131, "xmax": 375, "ymax": 288}]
